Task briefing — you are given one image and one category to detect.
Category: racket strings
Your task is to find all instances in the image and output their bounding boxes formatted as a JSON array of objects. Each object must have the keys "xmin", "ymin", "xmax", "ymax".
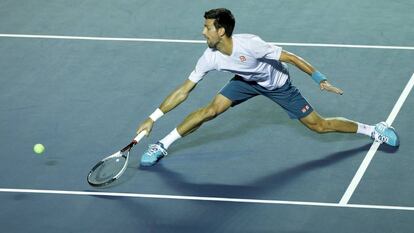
[
  {"xmin": 87, "ymin": 132, "xmax": 146, "ymax": 186},
  {"xmin": 88, "ymin": 155, "xmax": 127, "ymax": 184}
]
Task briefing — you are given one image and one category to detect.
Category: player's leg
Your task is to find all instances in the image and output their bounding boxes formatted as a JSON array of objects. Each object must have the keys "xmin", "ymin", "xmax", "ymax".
[
  {"xmin": 140, "ymin": 94, "xmax": 233, "ymax": 166},
  {"xmin": 173, "ymin": 76, "xmax": 258, "ymax": 140},
  {"xmin": 262, "ymin": 78, "xmax": 399, "ymax": 146},
  {"xmin": 140, "ymin": 76, "xmax": 257, "ymax": 166},
  {"xmin": 159, "ymin": 93, "xmax": 233, "ymax": 149},
  {"xmin": 176, "ymin": 94, "xmax": 233, "ymax": 137},
  {"xmin": 299, "ymin": 110, "xmax": 359, "ymax": 133},
  {"xmin": 299, "ymin": 110, "xmax": 399, "ymax": 146},
  {"xmin": 261, "ymin": 78, "xmax": 372, "ymax": 134}
]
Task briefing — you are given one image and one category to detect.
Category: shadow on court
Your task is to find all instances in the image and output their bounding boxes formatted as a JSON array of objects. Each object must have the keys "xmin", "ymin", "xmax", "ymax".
[
  {"xmin": 86, "ymin": 139, "xmax": 398, "ymax": 192},
  {"xmin": 140, "ymin": 143, "xmax": 377, "ymax": 198},
  {"xmin": 88, "ymin": 143, "xmax": 399, "ymax": 232}
]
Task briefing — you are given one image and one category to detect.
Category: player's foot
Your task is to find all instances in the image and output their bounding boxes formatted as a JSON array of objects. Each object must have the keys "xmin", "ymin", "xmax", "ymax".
[
  {"xmin": 371, "ymin": 122, "xmax": 400, "ymax": 146},
  {"xmin": 140, "ymin": 142, "xmax": 168, "ymax": 166}
]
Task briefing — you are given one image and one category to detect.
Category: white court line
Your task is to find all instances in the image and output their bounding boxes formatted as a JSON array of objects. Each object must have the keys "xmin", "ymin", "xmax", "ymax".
[
  {"xmin": 339, "ymin": 73, "xmax": 414, "ymax": 205},
  {"xmin": 1, "ymin": 188, "xmax": 414, "ymax": 211},
  {"xmin": 1, "ymin": 33, "xmax": 414, "ymax": 50}
]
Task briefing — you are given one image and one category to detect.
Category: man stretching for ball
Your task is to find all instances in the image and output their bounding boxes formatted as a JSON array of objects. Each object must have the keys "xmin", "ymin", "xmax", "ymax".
[{"xmin": 136, "ymin": 8, "xmax": 399, "ymax": 166}]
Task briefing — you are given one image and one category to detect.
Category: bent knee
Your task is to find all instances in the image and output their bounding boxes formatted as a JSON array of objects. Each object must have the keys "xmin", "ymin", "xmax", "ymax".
[
  {"xmin": 305, "ymin": 119, "xmax": 329, "ymax": 133},
  {"xmin": 200, "ymin": 105, "xmax": 219, "ymax": 120}
]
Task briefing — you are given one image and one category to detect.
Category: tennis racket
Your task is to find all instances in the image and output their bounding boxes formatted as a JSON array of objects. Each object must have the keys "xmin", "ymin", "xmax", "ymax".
[{"xmin": 87, "ymin": 131, "xmax": 147, "ymax": 187}]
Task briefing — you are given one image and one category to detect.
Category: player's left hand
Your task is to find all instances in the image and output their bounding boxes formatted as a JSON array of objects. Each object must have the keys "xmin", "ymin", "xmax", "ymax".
[{"xmin": 320, "ymin": 80, "xmax": 344, "ymax": 95}]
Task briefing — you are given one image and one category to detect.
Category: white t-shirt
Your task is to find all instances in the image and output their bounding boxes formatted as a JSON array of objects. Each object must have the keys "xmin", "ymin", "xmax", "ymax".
[{"xmin": 188, "ymin": 34, "xmax": 289, "ymax": 90}]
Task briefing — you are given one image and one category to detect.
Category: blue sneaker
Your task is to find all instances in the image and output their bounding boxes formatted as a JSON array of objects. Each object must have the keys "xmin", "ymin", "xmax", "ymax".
[
  {"xmin": 371, "ymin": 122, "xmax": 400, "ymax": 146},
  {"xmin": 140, "ymin": 142, "xmax": 168, "ymax": 166}
]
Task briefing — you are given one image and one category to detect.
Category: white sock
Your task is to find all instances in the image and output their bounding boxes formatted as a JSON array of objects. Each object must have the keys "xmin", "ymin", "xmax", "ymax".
[
  {"xmin": 159, "ymin": 128, "xmax": 182, "ymax": 149},
  {"xmin": 356, "ymin": 122, "xmax": 374, "ymax": 136}
]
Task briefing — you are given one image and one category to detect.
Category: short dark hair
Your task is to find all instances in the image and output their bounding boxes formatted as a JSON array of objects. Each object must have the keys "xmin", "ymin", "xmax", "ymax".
[{"xmin": 204, "ymin": 8, "xmax": 235, "ymax": 37}]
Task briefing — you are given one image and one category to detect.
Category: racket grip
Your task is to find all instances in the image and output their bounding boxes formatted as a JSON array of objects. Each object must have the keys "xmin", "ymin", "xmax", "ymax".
[{"xmin": 133, "ymin": 130, "xmax": 147, "ymax": 143}]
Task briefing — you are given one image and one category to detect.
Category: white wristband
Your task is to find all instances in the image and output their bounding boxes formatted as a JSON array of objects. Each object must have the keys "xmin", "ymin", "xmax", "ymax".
[{"xmin": 149, "ymin": 108, "xmax": 164, "ymax": 122}]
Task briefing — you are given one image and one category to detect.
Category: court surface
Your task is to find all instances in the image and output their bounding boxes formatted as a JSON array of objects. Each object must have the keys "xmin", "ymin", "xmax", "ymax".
[{"xmin": 1, "ymin": 1, "xmax": 414, "ymax": 232}]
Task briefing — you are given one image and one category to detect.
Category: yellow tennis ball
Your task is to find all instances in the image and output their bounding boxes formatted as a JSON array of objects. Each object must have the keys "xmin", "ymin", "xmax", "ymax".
[{"xmin": 33, "ymin": 144, "xmax": 45, "ymax": 154}]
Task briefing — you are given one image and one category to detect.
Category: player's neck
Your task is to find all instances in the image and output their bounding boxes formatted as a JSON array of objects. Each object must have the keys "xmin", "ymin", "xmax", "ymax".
[{"xmin": 217, "ymin": 36, "xmax": 233, "ymax": 56}]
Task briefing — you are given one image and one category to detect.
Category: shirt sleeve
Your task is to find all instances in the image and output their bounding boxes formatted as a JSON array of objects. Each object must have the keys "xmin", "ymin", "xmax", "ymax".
[
  {"xmin": 249, "ymin": 36, "xmax": 282, "ymax": 61},
  {"xmin": 188, "ymin": 49, "xmax": 215, "ymax": 83}
]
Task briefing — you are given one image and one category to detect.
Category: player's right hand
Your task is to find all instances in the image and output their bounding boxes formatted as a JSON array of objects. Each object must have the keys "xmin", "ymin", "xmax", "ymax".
[{"xmin": 136, "ymin": 118, "xmax": 154, "ymax": 136}]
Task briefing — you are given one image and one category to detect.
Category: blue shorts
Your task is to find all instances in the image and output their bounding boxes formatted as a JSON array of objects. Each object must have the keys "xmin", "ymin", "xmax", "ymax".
[{"xmin": 219, "ymin": 76, "xmax": 313, "ymax": 119}]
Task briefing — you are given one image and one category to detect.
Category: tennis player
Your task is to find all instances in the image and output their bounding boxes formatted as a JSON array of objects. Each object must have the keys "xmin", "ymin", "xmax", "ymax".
[{"xmin": 137, "ymin": 8, "xmax": 399, "ymax": 166}]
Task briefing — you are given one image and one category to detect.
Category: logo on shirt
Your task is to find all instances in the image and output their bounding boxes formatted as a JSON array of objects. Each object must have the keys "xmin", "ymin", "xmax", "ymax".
[
  {"xmin": 301, "ymin": 105, "xmax": 310, "ymax": 113},
  {"xmin": 239, "ymin": 55, "xmax": 247, "ymax": 62}
]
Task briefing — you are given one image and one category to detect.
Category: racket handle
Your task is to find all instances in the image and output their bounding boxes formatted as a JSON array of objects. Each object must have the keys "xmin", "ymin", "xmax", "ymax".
[{"xmin": 133, "ymin": 130, "xmax": 147, "ymax": 144}]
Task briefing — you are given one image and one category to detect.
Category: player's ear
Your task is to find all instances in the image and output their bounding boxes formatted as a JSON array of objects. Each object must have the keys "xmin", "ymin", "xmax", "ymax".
[{"xmin": 218, "ymin": 27, "xmax": 226, "ymax": 37}]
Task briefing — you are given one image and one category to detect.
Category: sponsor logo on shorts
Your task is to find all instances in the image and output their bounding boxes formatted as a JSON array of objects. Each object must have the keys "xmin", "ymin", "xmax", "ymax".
[{"xmin": 301, "ymin": 104, "xmax": 310, "ymax": 113}]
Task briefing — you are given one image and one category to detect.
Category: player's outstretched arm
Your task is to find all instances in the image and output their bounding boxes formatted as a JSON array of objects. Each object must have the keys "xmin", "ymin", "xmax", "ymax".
[
  {"xmin": 137, "ymin": 79, "xmax": 197, "ymax": 136},
  {"xmin": 159, "ymin": 79, "xmax": 197, "ymax": 113},
  {"xmin": 279, "ymin": 50, "xmax": 343, "ymax": 95},
  {"xmin": 279, "ymin": 50, "xmax": 314, "ymax": 75}
]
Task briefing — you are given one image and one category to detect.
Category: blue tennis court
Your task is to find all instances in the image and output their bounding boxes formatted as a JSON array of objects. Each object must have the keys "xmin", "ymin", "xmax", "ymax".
[{"xmin": 1, "ymin": 1, "xmax": 414, "ymax": 232}]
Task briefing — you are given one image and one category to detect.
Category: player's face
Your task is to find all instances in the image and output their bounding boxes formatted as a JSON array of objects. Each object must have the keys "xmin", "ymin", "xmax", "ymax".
[{"xmin": 202, "ymin": 19, "xmax": 221, "ymax": 49}]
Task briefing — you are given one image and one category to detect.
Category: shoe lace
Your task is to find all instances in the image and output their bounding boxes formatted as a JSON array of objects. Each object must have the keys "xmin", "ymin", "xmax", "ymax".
[
  {"xmin": 371, "ymin": 131, "xmax": 388, "ymax": 143},
  {"xmin": 375, "ymin": 122, "xmax": 388, "ymax": 133},
  {"xmin": 147, "ymin": 144, "xmax": 167, "ymax": 156}
]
